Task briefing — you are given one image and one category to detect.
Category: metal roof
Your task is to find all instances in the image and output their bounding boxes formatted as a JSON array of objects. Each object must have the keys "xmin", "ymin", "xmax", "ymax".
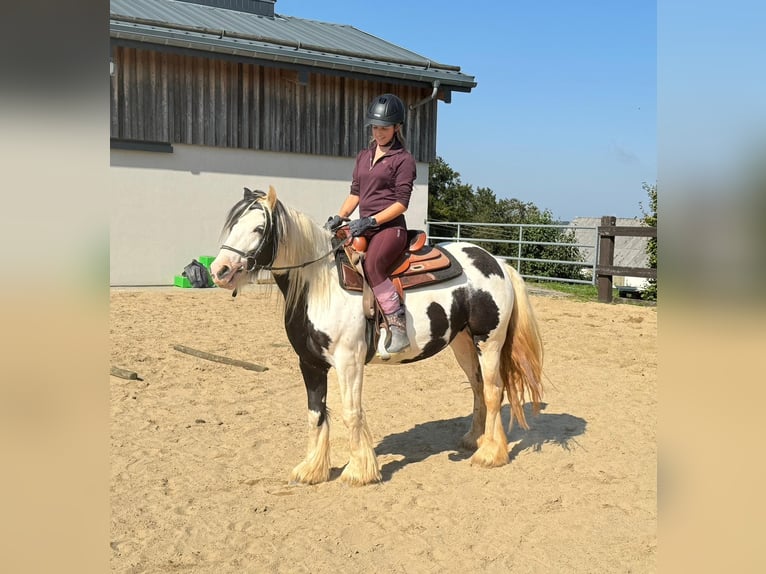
[{"xmin": 110, "ymin": 0, "xmax": 477, "ymax": 91}]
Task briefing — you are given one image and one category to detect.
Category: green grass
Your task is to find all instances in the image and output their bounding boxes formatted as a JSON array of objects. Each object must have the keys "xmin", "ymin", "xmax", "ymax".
[
  {"xmin": 526, "ymin": 280, "xmax": 655, "ymax": 305},
  {"xmin": 525, "ymin": 280, "xmax": 603, "ymax": 302}
]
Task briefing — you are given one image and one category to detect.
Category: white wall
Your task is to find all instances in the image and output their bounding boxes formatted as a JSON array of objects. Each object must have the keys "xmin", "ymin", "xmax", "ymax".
[{"xmin": 110, "ymin": 143, "xmax": 429, "ymax": 285}]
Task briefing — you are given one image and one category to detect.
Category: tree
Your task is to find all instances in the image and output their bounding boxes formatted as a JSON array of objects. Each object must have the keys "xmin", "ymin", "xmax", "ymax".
[
  {"xmin": 639, "ymin": 182, "xmax": 657, "ymax": 300},
  {"xmin": 427, "ymin": 156, "xmax": 582, "ymax": 280},
  {"xmin": 427, "ymin": 156, "xmax": 474, "ymax": 223},
  {"xmin": 472, "ymin": 187, "xmax": 503, "ymax": 223}
]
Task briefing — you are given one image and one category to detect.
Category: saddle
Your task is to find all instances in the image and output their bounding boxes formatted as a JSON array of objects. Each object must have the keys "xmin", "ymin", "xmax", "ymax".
[{"xmin": 335, "ymin": 229, "xmax": 463, "ymax": 319}]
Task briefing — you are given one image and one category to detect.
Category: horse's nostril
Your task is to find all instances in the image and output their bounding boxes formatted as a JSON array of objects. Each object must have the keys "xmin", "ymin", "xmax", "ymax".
[{"xmin": 217, "ymin": 265, "xmax": 230, "ymax": 280}]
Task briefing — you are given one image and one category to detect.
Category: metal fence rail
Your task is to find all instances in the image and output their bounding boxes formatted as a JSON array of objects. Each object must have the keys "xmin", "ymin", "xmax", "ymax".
[{"xmin": 426, "ymin": 220, "xmax": 599, "ymax": 285}]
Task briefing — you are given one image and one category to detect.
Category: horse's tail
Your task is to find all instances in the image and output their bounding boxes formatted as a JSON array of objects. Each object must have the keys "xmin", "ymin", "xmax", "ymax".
[{"xmin": 501, "ymin": 265, "xmax": 544, "ymax": 430}]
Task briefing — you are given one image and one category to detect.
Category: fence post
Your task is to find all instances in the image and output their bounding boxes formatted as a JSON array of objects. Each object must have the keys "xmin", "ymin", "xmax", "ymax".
[{"xmin": 597, "ymin": 216, "xmax": 616, "ymax": 303}]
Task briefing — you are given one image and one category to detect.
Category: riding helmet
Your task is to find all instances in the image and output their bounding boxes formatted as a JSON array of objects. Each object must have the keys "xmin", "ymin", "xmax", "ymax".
[{"xmin": 365, "ymin": 93, "xmax": 406, "ymax": 126}]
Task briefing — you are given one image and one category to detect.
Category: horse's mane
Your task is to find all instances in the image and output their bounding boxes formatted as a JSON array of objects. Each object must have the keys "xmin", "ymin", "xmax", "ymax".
[{"xmin": 271, "ymin": 201, "xmax": 333, "ymax": 316}]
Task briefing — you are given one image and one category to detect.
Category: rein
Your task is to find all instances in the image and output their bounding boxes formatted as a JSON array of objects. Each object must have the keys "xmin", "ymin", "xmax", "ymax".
[{"xmin": 219, "ymin": 240, "xmax": 344, "ymax": 272}]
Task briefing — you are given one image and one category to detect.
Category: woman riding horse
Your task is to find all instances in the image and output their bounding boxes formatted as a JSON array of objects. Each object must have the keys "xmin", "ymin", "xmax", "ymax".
[
  {"xmin": 209, "ymin": 185, "xmax": 544, "ymax": 487},
  {"xmin": 324, "ymin": 93, "xmax": 416, "ymax": 355}
]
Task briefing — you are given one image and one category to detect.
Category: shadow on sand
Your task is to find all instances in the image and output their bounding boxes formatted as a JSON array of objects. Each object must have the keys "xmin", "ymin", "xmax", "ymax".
[{"xmin": 375, "ymin": 403, "xmax": 587, "ymax": 481}]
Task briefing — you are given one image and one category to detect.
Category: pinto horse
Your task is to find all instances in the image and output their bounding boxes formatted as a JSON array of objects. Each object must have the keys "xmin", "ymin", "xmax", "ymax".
[{"xmin": 210, "ymin": 187, "xmax": 544, "ymax": 486}]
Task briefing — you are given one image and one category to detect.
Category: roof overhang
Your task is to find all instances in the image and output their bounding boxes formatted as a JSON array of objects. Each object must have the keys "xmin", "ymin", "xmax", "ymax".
[{"xmin": 110, "ymin": 20, "xmax": 477, "ymax": 93}]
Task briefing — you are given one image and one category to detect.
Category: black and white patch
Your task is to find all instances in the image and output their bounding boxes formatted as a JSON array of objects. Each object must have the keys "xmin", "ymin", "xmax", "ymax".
[
  {"xmin": 462, "ymin": 246, "xmax": 504, "ymax": 279},
  {"xmin": 402, "ymin": 302, "xmax": 450, "ymax": 363},
  {"xmin": 274, "ymin": 275, "xmax": 331, "ymax": 426},
  {"xmin": 449, "ymin": 287, "xmax": 501, "ymax": 345}
]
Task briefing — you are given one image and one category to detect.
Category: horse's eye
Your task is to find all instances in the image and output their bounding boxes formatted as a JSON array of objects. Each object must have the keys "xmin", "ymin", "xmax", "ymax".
[{"xmin": 254, "ymin": 225, "xmax": 265, "ymax": 234}]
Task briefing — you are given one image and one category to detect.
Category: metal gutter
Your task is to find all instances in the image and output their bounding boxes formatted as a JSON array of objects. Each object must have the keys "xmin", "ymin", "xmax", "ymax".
[{"xmin": 409, "ymin": 81, "xmax": 441, "ymax": 110}]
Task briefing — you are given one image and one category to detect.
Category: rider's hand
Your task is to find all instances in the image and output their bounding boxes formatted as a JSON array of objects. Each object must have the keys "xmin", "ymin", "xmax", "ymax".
[
  {"xmin": 323, "ymin": 214, "xmax": 348, "ymax": 231},
  {"xmin": 348, "ymin": 216, "xmax": 378, "ymax": 237}
]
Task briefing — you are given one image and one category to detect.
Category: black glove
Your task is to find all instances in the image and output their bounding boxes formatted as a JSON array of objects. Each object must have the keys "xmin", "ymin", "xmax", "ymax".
[
  {"xmin": 323, "ymin": 214, "xmax": 348, "ymax": 231},
  {"xmin": 348, "ymin": 216, "xmax": 378, "ymax": 237}
]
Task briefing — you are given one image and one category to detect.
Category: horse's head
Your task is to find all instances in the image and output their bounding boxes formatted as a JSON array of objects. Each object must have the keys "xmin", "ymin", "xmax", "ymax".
[{"xmin": 210, "ymin": 186, "xmax": 279, "ymax": 290}]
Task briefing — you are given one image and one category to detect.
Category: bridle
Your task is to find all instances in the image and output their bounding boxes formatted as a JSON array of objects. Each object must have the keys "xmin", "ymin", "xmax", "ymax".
[
  {"xmin": 219, "ymin": 200, "xmax": 345, "ymax": 273},
  {"xmin": 219, "ymin": 200, "xmax": 275, "ymax": 272}
]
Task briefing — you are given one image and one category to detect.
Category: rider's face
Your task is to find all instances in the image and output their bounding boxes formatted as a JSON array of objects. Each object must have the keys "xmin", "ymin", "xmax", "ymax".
[{"xmin": 372, "ymin": 124, "xmax": 396, "ymax": 147}]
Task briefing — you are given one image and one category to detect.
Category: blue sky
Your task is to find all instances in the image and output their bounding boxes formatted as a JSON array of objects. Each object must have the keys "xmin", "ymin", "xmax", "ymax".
[{"xmin": 286, "ymin": 1, "xmax": 657, "ymax": 221}]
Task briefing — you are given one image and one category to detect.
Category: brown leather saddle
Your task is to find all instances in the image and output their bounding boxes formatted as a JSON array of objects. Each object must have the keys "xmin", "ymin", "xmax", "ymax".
[{"xmin": 335, "ymin": 229, "xmax": 463, "ymax": 319}]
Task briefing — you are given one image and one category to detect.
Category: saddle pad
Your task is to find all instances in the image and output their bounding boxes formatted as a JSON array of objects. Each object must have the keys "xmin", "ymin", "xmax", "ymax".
[{"xmin": 336, "ymin": 245, "xmax": 463, "ymax": 292}]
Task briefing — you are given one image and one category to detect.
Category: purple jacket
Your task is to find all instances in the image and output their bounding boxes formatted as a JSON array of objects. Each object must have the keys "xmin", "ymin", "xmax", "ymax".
[{"xmin": 350, "ymin": 139, "xmax": 417, "ymax": 226}]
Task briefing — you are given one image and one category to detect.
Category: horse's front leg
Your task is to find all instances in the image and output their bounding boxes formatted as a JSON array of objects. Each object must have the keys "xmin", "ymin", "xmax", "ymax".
[
  {"xmin": 335, "ymin": 354, "xmax": 381, "ymax": 486},
  {"xmin": 289, "ymin": 359, "xmax": 331, "ymax": 485}
]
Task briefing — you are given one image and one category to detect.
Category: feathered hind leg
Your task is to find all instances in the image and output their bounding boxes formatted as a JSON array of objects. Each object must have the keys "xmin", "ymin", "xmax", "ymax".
[
  {"xmin": 470, "ymin": 266, "xmax": 543, "ymax": 468},
  {"xmin": 470, "ymin": 340, "xmax": 511, "ymax": 467},
  {"xmin": 450, "ymin": 330, "xmax": 486, "ymax": 451},
  {"xmin": 289, "ymin": 359, "xmax": 331, "ymax": 484}
]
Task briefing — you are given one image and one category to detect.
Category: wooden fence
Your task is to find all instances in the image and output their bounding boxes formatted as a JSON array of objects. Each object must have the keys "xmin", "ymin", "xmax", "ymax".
[{"xmin": 596, "ymin": 216, "xmax": 657, "ymax": 303}]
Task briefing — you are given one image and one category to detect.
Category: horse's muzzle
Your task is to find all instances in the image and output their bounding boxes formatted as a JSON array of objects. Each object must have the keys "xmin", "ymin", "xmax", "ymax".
[{"xmin": 211, "ymin": 260, "xmax": 244, "ymax": 289}]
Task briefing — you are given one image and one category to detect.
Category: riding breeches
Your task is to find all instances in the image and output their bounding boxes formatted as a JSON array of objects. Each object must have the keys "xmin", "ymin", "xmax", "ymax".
[{"xmin": 362, "ymin": 225, "xmax": 407, "ymax": 288}]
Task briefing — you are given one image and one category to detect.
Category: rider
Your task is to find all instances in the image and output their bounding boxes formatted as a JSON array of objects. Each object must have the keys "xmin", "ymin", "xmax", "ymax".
[{"xmin": 325, "ymin": 93, "xmax": 416, "ymax": 354}]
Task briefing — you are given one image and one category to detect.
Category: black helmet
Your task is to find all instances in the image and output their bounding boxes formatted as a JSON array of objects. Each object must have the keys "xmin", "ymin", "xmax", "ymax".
[{"xmin": 365, "ymin": 93, "xmax": 406, "ymax": 126}]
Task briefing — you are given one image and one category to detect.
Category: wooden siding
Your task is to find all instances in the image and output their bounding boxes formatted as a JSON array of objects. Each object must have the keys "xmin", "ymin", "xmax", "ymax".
[{"xmin": 110, "ymin": 46, "xmax": 439, "ymax": 162}]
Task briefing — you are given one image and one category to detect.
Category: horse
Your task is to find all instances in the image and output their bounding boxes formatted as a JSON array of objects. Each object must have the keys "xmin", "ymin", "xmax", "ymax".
[{"xmin": 210, "ymin": 186, "xmax": 544, "ymax": 486}]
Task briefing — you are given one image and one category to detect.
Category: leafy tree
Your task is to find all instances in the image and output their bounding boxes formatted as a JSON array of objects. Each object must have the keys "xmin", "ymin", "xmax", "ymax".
[
  {"xmin": 427, "ymin": 156, "xmax": 582, "ymax": 280},
  {"xmin": 472, "ymin": 187, "xmax": 503, "ymax": 223},
  {"xmin": 427, "ymin": 156, "xmax": 474, "ymax": 223},
  {"xmin": 639, "ymin": 182, "xmax": 657, "ymax": 300}
]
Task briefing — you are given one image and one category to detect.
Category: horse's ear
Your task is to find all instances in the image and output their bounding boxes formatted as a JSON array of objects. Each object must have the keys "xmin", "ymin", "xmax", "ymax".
[
  {"xmin": 266, "ymin": 185, "xmax": 278, "ymax": 209},
  {"xmin": 244, "ymin": 187, "xmax": 254, "ymax": 200}
]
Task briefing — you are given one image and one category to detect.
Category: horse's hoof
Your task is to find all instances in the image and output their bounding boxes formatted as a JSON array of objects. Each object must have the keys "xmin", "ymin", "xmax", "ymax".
[
  {"xmin": 470, "ymin": 444, "xmax": 509, "ymax": 468},
  {"xmin": 289, "ymin": 464, "xmax": 330, "ymax": 485},
  {"xmin": 339, "ymin": 466, "xmax": 382, "ymax": 487}
]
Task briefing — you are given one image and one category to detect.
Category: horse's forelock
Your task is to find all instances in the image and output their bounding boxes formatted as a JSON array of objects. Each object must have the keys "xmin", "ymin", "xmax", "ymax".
[
  {"xmin": 221, "ymin": 197, "xmax": 251, "ymax": 237},
  {"xmin": 219, "ymin": 193, "xmax": 279, "ymax": 242}
]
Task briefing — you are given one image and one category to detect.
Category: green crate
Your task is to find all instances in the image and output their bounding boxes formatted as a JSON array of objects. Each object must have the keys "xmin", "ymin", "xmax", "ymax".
[
  {"xmin": 174, "ymin": 275, "xmax": 192, "ymax": 288},
  {"xmin": 198, "ymin": 255, "xmax": 216, "ymax": 269}
]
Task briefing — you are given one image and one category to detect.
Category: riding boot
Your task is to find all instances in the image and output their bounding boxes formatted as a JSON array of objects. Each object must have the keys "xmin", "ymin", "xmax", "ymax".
[{"xmin": 384, "ymin": 307, "xmax": 410, "ymax": 354}]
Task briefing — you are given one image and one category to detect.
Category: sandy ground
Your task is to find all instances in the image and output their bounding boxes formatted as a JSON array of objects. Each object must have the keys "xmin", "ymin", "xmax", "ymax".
[{"xmin": 110, "ymin": 285, "xmax": 657, "ymax": 573}]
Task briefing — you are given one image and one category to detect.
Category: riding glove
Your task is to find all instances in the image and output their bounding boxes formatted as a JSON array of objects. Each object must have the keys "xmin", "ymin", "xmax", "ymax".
[
  {"xmin": 323, "ymin": 214, "xmax": 348, "ymax": 231},
  {"xmin": 348, "ymin": 216, "xmax": 378, "ymax": 237}
]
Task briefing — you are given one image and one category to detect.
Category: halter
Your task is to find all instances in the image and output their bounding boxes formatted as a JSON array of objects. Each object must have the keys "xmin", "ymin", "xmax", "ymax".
[{"xmin": 219, "ymin": 200, "xmax": 345, "ymax": 272}]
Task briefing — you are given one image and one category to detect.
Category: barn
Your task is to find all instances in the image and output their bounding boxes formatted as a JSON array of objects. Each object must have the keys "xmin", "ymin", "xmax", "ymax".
[{"xmin": 109, "ymin": 0, "xmax": 476, "ymax": 285}]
